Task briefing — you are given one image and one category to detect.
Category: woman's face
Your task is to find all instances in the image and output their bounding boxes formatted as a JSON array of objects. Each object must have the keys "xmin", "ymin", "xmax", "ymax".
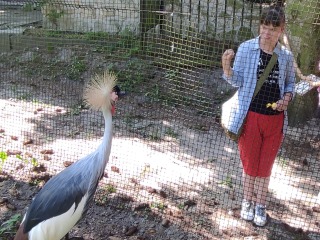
[{"xmin": 260, "ymin": 24, "xmax": 284, "ymax": 47}]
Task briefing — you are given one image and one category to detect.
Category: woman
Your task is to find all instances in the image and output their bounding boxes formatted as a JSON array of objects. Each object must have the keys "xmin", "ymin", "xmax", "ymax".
[{"xmin": 221, "ymin": 5, "xmax": 295, "ymax": 226}]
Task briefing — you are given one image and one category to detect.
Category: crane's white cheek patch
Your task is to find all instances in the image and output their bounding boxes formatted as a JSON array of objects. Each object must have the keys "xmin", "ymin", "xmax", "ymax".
[{"xmin": 28, "ymin": 194, "xmax": 88, "ymax": 240}]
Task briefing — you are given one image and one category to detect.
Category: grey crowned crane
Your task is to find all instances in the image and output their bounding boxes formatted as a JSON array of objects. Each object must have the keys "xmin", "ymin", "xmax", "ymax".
[{"xmin": 14, "ymin": 71, "xmax": 119, "ymax": 240}]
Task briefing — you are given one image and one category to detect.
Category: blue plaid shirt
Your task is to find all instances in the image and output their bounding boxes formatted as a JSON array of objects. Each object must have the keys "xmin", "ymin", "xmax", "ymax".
[{"xmin": 221, "ymin": 36, "xmax": 295, "ymax": 134}]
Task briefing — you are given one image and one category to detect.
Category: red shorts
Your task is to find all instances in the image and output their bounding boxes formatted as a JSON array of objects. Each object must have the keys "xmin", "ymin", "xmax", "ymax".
[{"xmin": 238, "ymin": 111, "xmax": 284, "ymax": 177}]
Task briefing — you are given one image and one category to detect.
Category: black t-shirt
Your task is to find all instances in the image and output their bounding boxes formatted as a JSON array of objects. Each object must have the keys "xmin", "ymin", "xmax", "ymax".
[{"xmin": 249, "ymin": 49, "xmax": 281, "ymax": 115}]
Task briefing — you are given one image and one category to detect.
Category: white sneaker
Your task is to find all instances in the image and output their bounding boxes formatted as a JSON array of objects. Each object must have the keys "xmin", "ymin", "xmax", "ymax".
[
  {"xmin": 240, "ymin": 199, "xmax": 254, "ymax": 221},
  {"xmin": 254, "ymin": 204, "xmax": 267, "ymax": 226}
]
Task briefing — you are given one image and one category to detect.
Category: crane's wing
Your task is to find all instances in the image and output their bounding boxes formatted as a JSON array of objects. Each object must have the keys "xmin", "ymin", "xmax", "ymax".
[{"xmin": 23, "ymin": 158, "xmax": 92, "ymax": 233}]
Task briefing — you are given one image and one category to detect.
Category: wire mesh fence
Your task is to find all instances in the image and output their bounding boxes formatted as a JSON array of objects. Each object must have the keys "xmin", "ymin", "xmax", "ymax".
[{"xmin": 0, "ymin": 0, "xmax": 319, "ymax": 239}]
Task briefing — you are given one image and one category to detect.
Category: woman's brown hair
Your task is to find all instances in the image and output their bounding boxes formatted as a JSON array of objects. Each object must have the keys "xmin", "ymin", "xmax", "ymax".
[{"xmin": 260, "ymin": 5, "xmax": 285, "ymax": 27}]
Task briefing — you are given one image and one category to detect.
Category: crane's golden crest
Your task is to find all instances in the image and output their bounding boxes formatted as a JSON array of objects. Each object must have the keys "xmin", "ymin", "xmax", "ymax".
[{"xmin": 84, "ymin": 71, "xmax": 117, "ymax": 111}]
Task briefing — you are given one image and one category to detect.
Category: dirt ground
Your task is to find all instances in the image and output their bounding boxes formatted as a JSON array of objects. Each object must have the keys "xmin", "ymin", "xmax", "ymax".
[
  {"xmin": 0, "ymin": 5, "xmax": 320, "ymax": 240},
  {"xmin": 0, "ymin": 43, "xmax": 320, "ymax": 240}
]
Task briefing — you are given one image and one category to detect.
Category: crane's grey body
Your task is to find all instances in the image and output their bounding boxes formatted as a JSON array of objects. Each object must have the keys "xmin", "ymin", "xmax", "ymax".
[
  {"xmin": 24, "ymin": 149, "xmax": 108, "ymax": 233},
  {"xmin": 14, "ymin": 71, "xmax": 116, "ymax": 240},
  {"xmin": 24, "ymin": 112, "xmax": 112, "ymax": 239}
]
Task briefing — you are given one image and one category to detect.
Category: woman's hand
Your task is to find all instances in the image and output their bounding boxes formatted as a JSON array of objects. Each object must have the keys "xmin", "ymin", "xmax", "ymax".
[
  {"xmin": 222, "ymin": 49, "xmax": 235, "ymax": 77},
  {"xmin": 274, "ymin": 93, "xmax": 292, "ymax": 111},
  {"xmin": 274, "ymin": 99, "xmax": 287, "ymax": 111}
]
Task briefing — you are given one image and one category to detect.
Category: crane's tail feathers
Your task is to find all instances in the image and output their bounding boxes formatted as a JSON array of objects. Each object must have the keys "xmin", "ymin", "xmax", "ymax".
[{"xmin": 84, "ymin": 71, "xmax": 117, "ymax": 111}]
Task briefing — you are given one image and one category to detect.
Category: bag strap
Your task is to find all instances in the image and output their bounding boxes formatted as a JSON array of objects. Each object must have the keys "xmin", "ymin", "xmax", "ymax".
[{"xmin": 253, "ymin": 52, "xmax": 278, "ymax": 98}]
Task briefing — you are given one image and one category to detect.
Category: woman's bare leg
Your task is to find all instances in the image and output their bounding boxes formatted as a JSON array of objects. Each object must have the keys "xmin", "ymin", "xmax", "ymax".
[
  {"xmin": 242, "ymin": 171, "xmax": 255, "ymax": 201},
  {"xmin": 255, "ymin": 177, "xmax": 270, "ymax": 206}
]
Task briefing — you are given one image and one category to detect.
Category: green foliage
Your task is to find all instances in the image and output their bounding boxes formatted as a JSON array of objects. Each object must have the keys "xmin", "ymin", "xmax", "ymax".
[
  {"xmin": 46, "ymin": 8, "xmax": 65, "ymax": 26},
  {"xmin": 219, "ymin": 174, "xmax": 233, "ymax": 188},
  {"xmin": 0, "ymin": 214, "xmax": 21, "ymax": 235},
  {"xmin": 18, "ymin": 93, "xmax": 32, "ymax": 101},
  {"xmin": 165, "ymin": 127, "xmax": 178, "ymax": 139},
  {"xmin": 107, "ymin": 58, "xmax": 152, "ymax": 92},
  {"xmin": 150, "ymin": 202, "xmax": 166, "ymax": 211},
  {"xmin": 31, "ymin": 158, "xmax": 39, "ymax": 167},
  {"xmin": 149, "ymin": 129, "xmax": 162, "ymax": 141},
  {"xmin": 29, "ymin": 178, "xmax": 41, "ymax": 186},
  {"xmin": 0, "ymin": 151, "xmax": 8, "ymax": 171},
  {"xmin": 84, "ymin": 31, "xmax": 110, "ymax": 40},
  {"xmin": 22, "ymin": 3, "xmax": 40, "ymax": 11},
  {"xmin": 178, "ymin": 203, "xmax": 185, "ymax": 209},
  {"xmin": 0, "ymin": 151, "xmax": 7, "ymax": 162},
  {"xmin": 67, "ymin": 57, "xmax": 86, "ymax": 80},
  {"xmin": 16, "ymin": 154, "xmax": 39, "ymax": 167},
  {"xmin": 278, "ymin": 156, "xmax": 289, "ymax": 167},
  {"xmin": 145, "ymin": 84, "xmax": 161, "ymax": 101},
  {"xmin": 105, "ymin": 184, "xmax": 117, "ymax": 194},
  {"xmin": 94, "ymin": 184, "xmax": 117, "ymax": 206}
]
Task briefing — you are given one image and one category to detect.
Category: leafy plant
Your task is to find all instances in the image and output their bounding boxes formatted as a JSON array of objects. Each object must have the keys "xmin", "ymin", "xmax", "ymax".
[
  {"xmin": 278, "ymin": 156, "xmax": 288, "ymax": 167},
  {"xmin": 16, "ymin": 154, "xmax": 28, "ymax": 164},
  {"xmin": 178, "ymin": 203, "xmax": 185, "ymax": 209},
  {"xmin": 150, "ymin": 202, "xmax": 166, "ymax": 211},
  {"xmin": 0, "ymin": 214, "xmax": 21, "ymax": 235},
  {"xmin": 67, "ymin": 57, "xmax": 86, "ymax": 80},
  {"xmin": 18, "ymin": 93, "xmax": 32, "ymax": 101},
  {"xmin": 0, "ymin": 151, "xmax": 7, "ymax": 162},
  {"xmin": 219, "ymin": 174, "xmax": 233, "ymax": 188},
  {"xmin": 105, "ymin": 184, "xmax": 116, "ymax": 194},
  {"xmin": 46, "ymin": 8, "xmax": 65, "ymax": 27},
  {"xmin": 0, "ymin": 151, "xmax": 8, "ymax": 171},
  {"xmin": 30, "ymin": 158, "xmax": 39, "ymax": 167},
  {"xmin": 70, "ymin": 104, "xmax": 82, "ymax": 116},
  {"xmin": 16, "ymin": 154, "xmax": 38, "ymax": 167},
  {"xmin": 29, "ymin": 178, "xmax": 41, "ymax": 186},
  {"xmin": 165, "ymin": 127, "xmax": 178, "ymax": 139},
  {"xmin": 149, "ymin": 129, "xmax": 162, "ymax": 141},
  {"xmin": 145, "ymin": 84, "xmax": 160, "ymax": 101},
  {"xmin": 94, "ymin": 184, "xmax": 117, "ymax": 206}
]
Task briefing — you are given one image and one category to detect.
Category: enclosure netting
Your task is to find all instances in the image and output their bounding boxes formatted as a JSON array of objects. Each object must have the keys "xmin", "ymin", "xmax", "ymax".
[{"xmin": 0, "ymin": 0, "xmax": 319, "ymax": 239}]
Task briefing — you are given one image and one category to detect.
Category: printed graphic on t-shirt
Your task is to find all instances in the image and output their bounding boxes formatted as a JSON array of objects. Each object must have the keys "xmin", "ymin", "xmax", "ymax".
[{"xmin": 249, "ymin": 50, "xmax": 281, "ymax": 115}]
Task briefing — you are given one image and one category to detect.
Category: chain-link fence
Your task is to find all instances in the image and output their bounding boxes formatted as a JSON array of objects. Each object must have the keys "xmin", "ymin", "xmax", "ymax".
[{"xmin": 0, "ymin": 0, "xmax": 319, "ymax": 239}]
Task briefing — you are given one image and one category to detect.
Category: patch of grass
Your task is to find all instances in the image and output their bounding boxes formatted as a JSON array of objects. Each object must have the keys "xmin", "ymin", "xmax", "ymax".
[
  {"xmin": 28, "ymin": 179, "xmax": 41, "ymax": 186},
  {"xmin": 219, "ymin": 174, "xmax": 233, "ymax": 189},
  {"xmin": 105, "ymin": 184, "xmax": 117, "ymax": 194},
  {"xmin": 47, "ymin": 42, "xmax": 54, "ymax": 53},
  {"xmin": 149, "ymin": 129, "xmax": 162, "ymax": 141},
  {"xmin": 145, "ymin": 84, "xmax": 161, "ymax": 102},
  {"xmin": 84, "ymin": 31, "xmax": 111, "ymax": 40},
  {"xmin": 30, "ymin": 158, "xmax": 39, "ymax": 167},
  {"xmin": 278, "ymin": 156, "xmax": 288, "ymax": 167},
  {"xmin": 69, "ymin": 104, "xmax": 83, "ymax": 116},
  {"xmin": 0, "ymin": 214, "xmax": 21, "ymax": 235},
  {"xmin": 16, "ymin": 154, "xmax": 39, "ymax": 167},
  {"xmin": 18, "ymin": 93, "xmax": 32, "ymax": 101},
  {"xmin": 94, "ymin": 184, "xmax": 117, "ymax": 206},
  {"xmin": 0, "ymin": 151, "xmax": 8, "ymax": 171},
  {"xmin": 178, "ymin": 203, "xmax": 185, "ymax": 209},
  {"xmin": 107, "ymin": 58, "xmax": 153, "ymax": 93},
  {"xmin": 67, "ymin": 57, "xmax": 86, "ymax": 80},
  {"xmin": 46, "ymin": 8, "xmax": 65, "ymax": 27},
  {"xmin": 22, "ymin": 3, "xmax": 35, "ymax": 11},
  {"xmin": 165, "ymin": 127, "xmax": 178, "ymax": 139},
  {"xmin": 150, "ymin": 202, "xmax": 166, "ymax": 211}
]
